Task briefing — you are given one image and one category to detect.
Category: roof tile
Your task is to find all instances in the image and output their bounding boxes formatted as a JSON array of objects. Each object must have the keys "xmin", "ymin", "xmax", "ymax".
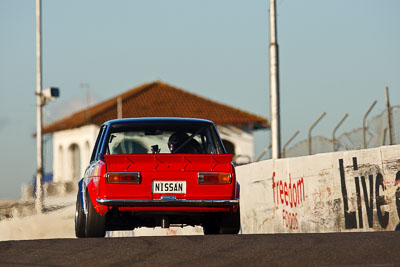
[{"xmin": 43, "ymin": 81, "xmax": 269, "ymax": 133}]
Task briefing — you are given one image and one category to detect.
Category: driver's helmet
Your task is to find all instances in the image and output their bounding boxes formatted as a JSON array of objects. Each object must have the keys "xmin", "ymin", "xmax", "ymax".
[{"xmin": 168, "ymin": 132, "xmax": 189, "ymax": 152}]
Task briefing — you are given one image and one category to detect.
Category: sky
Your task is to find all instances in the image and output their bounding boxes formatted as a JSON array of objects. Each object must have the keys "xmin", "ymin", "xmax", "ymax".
[{"xmin": 0, "ymin": 0, "xmax": 399, "ymax": 200}]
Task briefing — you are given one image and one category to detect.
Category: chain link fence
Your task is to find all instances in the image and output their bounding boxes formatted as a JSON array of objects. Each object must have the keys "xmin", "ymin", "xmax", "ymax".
[{"xmin": 284, "ymin": 106, "xmax": 400, "ymax": 158}]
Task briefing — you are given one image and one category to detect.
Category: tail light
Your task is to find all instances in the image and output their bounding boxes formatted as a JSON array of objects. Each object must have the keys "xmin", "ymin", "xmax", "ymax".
[
  {"xmin": 106, "ymin": 172, "xmax": 141, "ymax": 184},
  {"xmin": 198, "ymin": 173, "xmax": 232, "ymax": 184}
]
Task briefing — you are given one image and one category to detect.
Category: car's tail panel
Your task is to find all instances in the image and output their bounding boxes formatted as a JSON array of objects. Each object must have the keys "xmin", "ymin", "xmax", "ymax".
[
  {"xmin": 97, "ymin": 154, "xmax": 236, "ymax": 202},
  {"xmin": 104, "ymin": 154, "xmax": 233, "ymax": 172}
]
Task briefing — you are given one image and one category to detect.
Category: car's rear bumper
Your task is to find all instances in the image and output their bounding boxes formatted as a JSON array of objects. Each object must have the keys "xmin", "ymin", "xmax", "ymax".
[{"xmin": 96, "ymin": 198, "xmax": 239, "ymax": 207}]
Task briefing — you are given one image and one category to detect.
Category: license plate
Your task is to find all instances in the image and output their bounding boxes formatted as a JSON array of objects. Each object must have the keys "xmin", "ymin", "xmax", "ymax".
[{"xmin": 152, "ymin": 181, "xmax": 186, "ymax": 194}]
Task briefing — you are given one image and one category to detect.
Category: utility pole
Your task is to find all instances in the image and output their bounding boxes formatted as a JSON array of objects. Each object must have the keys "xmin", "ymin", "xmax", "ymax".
[
  {"xmin": 269, "ymin": 0, "xmax": 281, "ymax": 159},
  {"xmin": 35, "ymin": 0, "xmax": 43, "ymax": 214}
]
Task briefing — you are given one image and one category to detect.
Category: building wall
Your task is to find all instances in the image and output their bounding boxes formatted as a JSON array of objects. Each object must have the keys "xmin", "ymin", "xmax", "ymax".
[
  {"xmin": 217, "ymin": 125, "xmax": 254, "ymax": 164},
  {"xmin": 52, "ymin": 125, "xmax": 100, "ymax": 183}
]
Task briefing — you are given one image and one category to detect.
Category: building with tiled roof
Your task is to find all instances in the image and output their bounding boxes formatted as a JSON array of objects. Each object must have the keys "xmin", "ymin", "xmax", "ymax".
[
  {"xmin": 44, "ymin": 81, "xmax": 267, "ymax": 133},
  {"xmin": 47, "ymin": 81, "xmax": 269, "ymax": 186}
]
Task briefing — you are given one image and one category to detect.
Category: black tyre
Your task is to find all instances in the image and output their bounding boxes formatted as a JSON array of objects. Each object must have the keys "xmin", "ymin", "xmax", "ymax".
[
  {"xmin": 220, "ymin": 207, "xmax": 241, "ymax": 234},
  {"xmin": 75, "ymin": 192, "xmax": 86, "ymax": 238},
  {"xmin": 203, "ymin": 214, "xmax": 220, "ymax": 235},
  {"xmin": 203, "ymin": 223, "xmax": 220, "ymax": 235},
  {"xmin": 85, "ymin": 191, "xmax": 106, "ymax": 238}
]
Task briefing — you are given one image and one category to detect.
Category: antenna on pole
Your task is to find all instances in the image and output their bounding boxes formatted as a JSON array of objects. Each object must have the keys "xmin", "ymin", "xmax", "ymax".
[{"xmin": 269, "ymin": 0, "xmax": 281, "ymax": 159}]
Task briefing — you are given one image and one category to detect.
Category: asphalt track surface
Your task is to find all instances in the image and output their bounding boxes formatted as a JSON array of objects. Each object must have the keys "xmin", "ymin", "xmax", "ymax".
[{"xmin": 1, "ymin": 232, "xmax": 399, "ymax": 266}]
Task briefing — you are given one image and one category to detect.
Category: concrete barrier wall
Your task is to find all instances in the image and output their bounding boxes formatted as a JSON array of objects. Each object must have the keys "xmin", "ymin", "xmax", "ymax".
[{"xmin": 236, "ymin": 145, "xmax": 400, "ymax": 233}]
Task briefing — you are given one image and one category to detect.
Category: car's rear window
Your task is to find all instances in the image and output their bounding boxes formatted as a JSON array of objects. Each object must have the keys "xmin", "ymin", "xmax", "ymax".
[{"xmin": 105, "ymin": 124, "xmax": 224, "ymax": 155}]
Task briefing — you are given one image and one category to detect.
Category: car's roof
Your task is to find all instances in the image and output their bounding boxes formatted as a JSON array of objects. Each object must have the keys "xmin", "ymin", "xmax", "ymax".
[{"xmin": 103, "ymin": 117, "xmax": 215, "ymax": 127}]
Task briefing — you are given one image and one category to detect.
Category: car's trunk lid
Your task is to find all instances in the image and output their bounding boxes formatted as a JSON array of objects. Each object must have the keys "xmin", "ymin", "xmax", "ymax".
[{"xmin": 104, "ymin": 154, "xmax": 234, "ymax": 173}]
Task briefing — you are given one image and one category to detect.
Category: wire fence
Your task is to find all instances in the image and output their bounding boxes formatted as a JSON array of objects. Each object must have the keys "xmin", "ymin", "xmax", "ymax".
[{"xmin": 283, "ymin": 106, "xmax": 400, "ymax": 158}]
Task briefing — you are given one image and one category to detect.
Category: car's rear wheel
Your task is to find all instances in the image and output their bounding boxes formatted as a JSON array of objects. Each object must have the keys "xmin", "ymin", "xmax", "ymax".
[
  {"xmin": 203, "ymin": 223, "xmax": 220, "ymax": 235},
  {"xmin": 219, "ymin": 207, "xmax": 241, "ymax": 234},
  {"xmin": 75, "ymin": 192, "xmax": 86, "ymax": 238},
  {"xmin": 203, "ymin": 207, "xmax": 241, "ymax": 235},
  {"xmin": 85, "ymin": 191, "xmax": 106, "ymax": 238},
  {"xmin": 202, "ymin": 214, "xmax": 221, "ymax": 235}
]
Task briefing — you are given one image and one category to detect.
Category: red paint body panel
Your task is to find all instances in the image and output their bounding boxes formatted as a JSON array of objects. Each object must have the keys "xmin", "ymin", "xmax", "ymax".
[
  {"xmin": 88, "ymin": 154, "xmax": 238, "ymax": 215},
  {"xmin": 105, "ymin": 154, "xmax": 233, "ymax": 173},
  {"xmin": 118, "ymin": 206, "xmax": 230, "ymax": 212}
]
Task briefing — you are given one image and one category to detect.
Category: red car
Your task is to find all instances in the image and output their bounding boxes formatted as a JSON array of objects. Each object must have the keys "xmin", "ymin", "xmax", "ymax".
[{"xmin": 75, "ymin": 118, "xmax": 240, "ymax": 237}]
